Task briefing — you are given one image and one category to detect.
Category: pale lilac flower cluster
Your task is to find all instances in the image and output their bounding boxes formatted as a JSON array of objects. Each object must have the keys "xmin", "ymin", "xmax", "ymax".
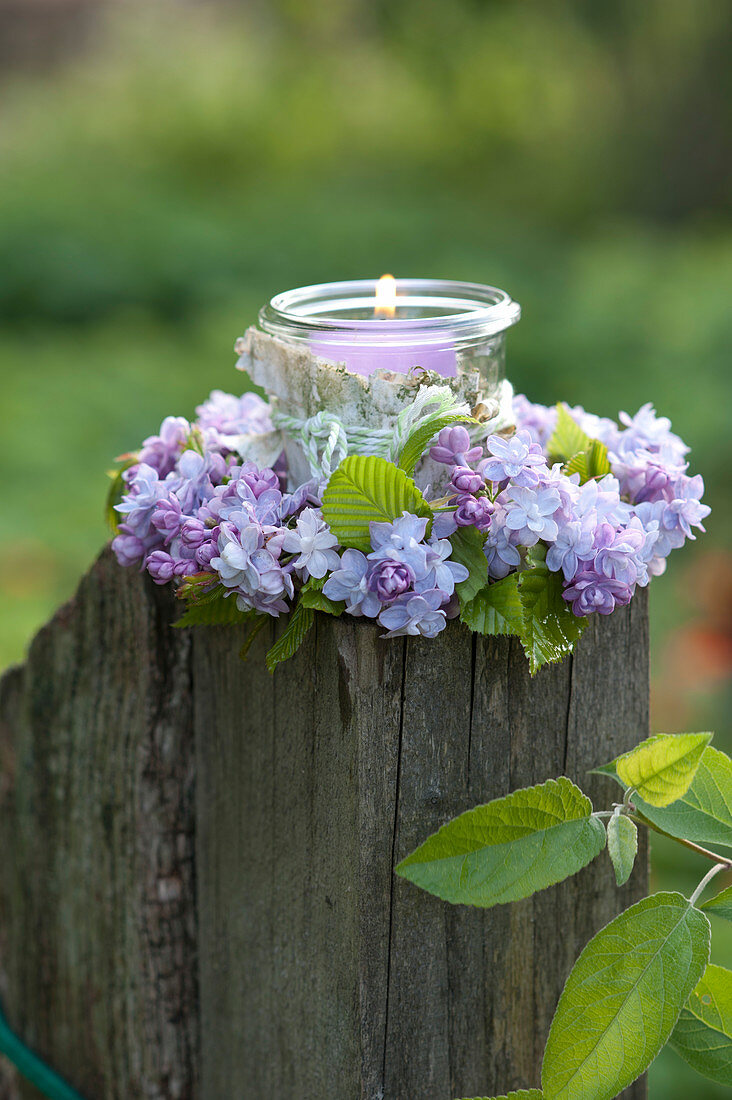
[
  {"xmin": 111, "ymin": 385, "xmax": 709, "ymax": 635},
  {"xmin": 323, "ymin": 514, "xmax": 468, "ymax": 638},
  {"xmin": 428, "ymin": 401, "xmax": 710, "ymax": 618}
]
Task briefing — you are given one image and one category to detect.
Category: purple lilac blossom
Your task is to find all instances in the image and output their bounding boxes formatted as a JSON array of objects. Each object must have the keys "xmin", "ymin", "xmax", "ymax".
[
  {"xmin": 502, "ymin": 484, "xmax": 562, "ymax": 545},
  {"xmin": 367, "ymin": 513, "xmax": 431, "ymax": 581},
  {"xmin": 280, "ymin": 508, "xmax": 341, "ymax": 580},
  {"xmin": 483, "ymin": 510, "xmax": 522, "ymax": 579},
  {"xmin": 367, "ymin": 559, "xmax": 416, "ymax": 602},
  {"xmin": 138, "ymin": 416, "xmax": 190, "ymax": 477},
  {"xmin": 429, "ymin": 426, "xmax": 483, "ymax": 468},
  {"xmin": 451, "ymin": 466, "xmax": 484, "ymax": 494},
  {"xmin": 322, "ymin": 549, "xmax": 382, "ymax": 618},
  {"xmin": 417, "ymin": 538, "xmax": 469, "ymax": 595},
  {"xmin": 563, "ymin": 570, "xmax": 634, "ymax": 617},
  {"xmin": 545, "ymin": 512, "xmax": 597, "ymax": 581},
  {"xmin": 481, "ymin": 430, "xmax": 547, "ymax": 488},
  {"xmin": 454, "ymin": 494, "xmax": 494, "ymax": 530},
  {"xmin": 377, "ymin": 589, "xmax": 447, "ymax": 639}
]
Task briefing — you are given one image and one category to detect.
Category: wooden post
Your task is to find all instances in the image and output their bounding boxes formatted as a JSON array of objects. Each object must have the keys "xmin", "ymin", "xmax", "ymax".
[{"xmin": 0, "ymin": 549, "xmax": 649, "ymax": 1100}]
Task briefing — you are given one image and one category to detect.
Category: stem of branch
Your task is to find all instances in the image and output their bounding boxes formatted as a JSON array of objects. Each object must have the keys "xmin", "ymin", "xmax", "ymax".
[
  {"xmin": 690, "ymin": 863, "xmax": 727, "ymax": 908},
  {"xmin": 629, "ymin": 813, "xmax": 732, "ymax": 868}
]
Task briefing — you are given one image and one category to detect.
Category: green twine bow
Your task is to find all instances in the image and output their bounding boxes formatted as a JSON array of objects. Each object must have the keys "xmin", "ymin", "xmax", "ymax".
[{"xmin": 0, "ymin": 1002, "xmax": 85, "ymax": 1099}]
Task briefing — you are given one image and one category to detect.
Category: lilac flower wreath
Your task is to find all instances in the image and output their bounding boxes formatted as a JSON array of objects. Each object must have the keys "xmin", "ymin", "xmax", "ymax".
[{"xmin": 109, "ymin": 387, "xmax": 709, "ymax": 673}]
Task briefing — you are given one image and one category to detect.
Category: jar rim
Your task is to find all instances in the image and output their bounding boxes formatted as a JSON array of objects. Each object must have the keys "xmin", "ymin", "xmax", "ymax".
[{"xmin": 259, "ymin": 278, "xmax": 521, "ymax": 346}]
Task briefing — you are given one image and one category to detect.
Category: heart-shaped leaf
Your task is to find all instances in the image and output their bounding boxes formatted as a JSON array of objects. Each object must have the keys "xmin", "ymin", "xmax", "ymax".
[
  {"xmin": 547, "ymin": 404, "xmax": 591, "ymax": 464},
  {"xmin": 517, "ymin": 563, "xmax": 587, "ymax": 675},
  {"xmin": 594, "ymin": 745, "xmax": 732, "ymax": 850},
  {"xmin": 460, "ymin": 574, "xmax": 524, "ymax": 637},
  {"xmin": 542, "ymin": 892, "xmax": 711, "ymax": 1100},
  {"xmin": 322, "ymin": 454, "xmax": 431, "ymax": 552},
  {"xmin": 612, "ymin": 732, "xmax": 712, "ymax": 807},
  {"xmin": 449, "ymin": 526, "xmax": 489, "ymax": 607},
  {"xmin": 700, "ymin": 884, "xmax": 732, "ymax": 923},
  {"xmin": 396, "ymin": 777, "xmax": 605, "ymax": 908},
  {"xmin": 670, "ymin": 964, "xmax": 732, "ymax": 1087}
]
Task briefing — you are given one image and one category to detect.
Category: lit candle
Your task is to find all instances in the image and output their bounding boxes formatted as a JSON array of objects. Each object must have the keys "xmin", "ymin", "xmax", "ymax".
[{"xmin": 309, "ymin": 275, "xmax": 458, "ymax": 378}]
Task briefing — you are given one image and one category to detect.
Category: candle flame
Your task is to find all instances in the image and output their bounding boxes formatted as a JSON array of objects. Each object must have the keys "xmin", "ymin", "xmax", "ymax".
[{"xmin": 374, "ymin": 274, "xmax": 397, "ymax": 317}]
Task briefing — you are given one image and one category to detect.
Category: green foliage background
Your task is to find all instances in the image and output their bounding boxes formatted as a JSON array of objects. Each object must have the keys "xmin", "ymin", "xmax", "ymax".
[{"xmin": 0, "ymin": 3, "xmax": 730, "ymax": 1094}]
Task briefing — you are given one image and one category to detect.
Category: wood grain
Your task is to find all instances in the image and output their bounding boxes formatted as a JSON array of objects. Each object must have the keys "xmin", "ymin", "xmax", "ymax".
[{"xmin": 0, "ymin": 549, "xmax": 649, "ymax": 1099}]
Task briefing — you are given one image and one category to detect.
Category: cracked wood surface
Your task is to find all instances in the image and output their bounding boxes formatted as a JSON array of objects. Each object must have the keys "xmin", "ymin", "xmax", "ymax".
[{"xmin": 0, "ymin": 549, "xmax": 649, "ymax": 1099}]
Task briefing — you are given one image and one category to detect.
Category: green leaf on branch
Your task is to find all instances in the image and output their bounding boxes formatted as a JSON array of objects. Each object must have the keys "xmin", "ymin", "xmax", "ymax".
[
  {"xmin": 396, "ymin": 777, "xmax": 606, "ymax": 908},
  {"xmin": 299, "ymin": 576, "xmax": 344, "ymax": 616},
  {"xmin": 449, "ymin": 526, "xmax": 489, "ymax": 608},
  {"xmin": 606, "ymin": 812, "xmax": 638, "ymax": 886},
  {"xmin": 598, "ymin": 745, "xmax": 732, "ymax": 850},
  {"xmin": 322, "ymin": 454, "xmax": 432, "ymax": 552},
  {"xmin": 460, "ymin": 574, "xmax": 524, "ymax": 637},
  {"xmin": 398, "ymin": 412, "xmax": 478, "ymax": 478},
  {"xmin": 564, "ymin": 439, "xmax": 612, "ymax": 484},
  {"xmin": 700, "ymin": 885, "xmax": 732, "ymax": 923},
  {"xmin": 542, "ymin": 892, "xmax": 711, "ymax": 1100},
  {"xmin": 239, "ymin": 615, "xmax": 267, "ymax": 661},
  {"xmin": 265, "ymin": 602, "xmax": 314, "ymax": 673},
  {"xmin": 669, "ymin": 964, "xmax": 732, "ymax": 1087},
  {"xmin": 517, "ymin": 562, "xmax": 587, "ymax": 675},
  {"xmin": 610, "ymin": 731, "xmax": 713, "ymax": 807},
  {"xmin": 174, "ymin": 587, "xmax": 255, "ymax": 628},
  {"xmin": 547, "ymin": 404, "xmax": 591, "ymax": 465}
]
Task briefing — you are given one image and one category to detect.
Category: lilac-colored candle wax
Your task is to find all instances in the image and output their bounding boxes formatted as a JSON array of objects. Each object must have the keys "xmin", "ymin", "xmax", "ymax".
[
  {"xmin": 258, "ymin": 277, "xmax": 520, "ymax": 386},
  {"xmin": 309, "ymin": 336, "xmax": 457, "ymax": 377},
  {"xmin": 310, "ymin": 276, "xmax": 456, "ymax": 377}
]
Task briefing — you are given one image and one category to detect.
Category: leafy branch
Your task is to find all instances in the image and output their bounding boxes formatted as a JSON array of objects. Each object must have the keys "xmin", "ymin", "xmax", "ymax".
[{"xmin": 399, "ymin": 731, "xmax": 732, "ymax": 1098}]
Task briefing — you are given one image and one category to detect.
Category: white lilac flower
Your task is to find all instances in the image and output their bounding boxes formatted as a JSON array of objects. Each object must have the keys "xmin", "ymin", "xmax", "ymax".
[
  {"xmin": 280, "ymin": 508, "xmax": 341, "ymax": 580},
  {"xmin": 211, "ymin": 523, "xmax": 265, "ymax": 589}
]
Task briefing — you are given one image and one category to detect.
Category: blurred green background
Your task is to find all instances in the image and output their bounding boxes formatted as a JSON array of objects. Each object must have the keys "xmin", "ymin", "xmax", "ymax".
[{"xmin": 0, "ymin": 1, "xmax": 730, "ymax": 1095}]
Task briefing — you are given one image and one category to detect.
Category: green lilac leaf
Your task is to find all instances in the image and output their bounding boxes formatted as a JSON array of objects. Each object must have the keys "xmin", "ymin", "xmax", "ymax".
[
  {"xmin": 449, "ymin": 526, "xmax": 489, "ymax": 608},
  {"xmin": 299, "ymin": 576, "xmax": 344, "ymax": 616},
  {"xmin": 700, "ymin": 885, "xmax": 732, "ymax": 923},
  {"xmin": 517, "ymin": 563, "xmax": 587, "ymax": 675},
  {"xmin": 322, "ymin": 454, "xmax": 432, "ymax": 552},
  {"xmin": 542, "ymin": 892, "xmax": 711, "ymax": 1100},
  {"xmin": 611, "ymin": 731, "xmax": 713, "ymax": 807},
  {"xmin": 460, "ymin": 575, "xmax": 523, "ymax": 637},
  {"xmin": 595, "ymin": 746, "xmax": 732, "ymax": 850},
  {"xmin": 564, "ymin": 439, "xmax": 611, "ymax": 484},
  {"xmin": 669, "ymin": 964, "xmax": 732, "ymax": 1086},
  {"xmin": 173, "ymin": 588, "xmax": 254, "ymax": 628},
  {"xmin": 239, "ymin": 615, "xmax": 267, "ymax": 661},
  {"xmin": 398, "ymin": 412, "xmax": 478, "ymax": 477},
  {"xmin": 265, "ymin": 602, "xmax": 314, "ymax": 673},
  {"xmin": 396, "ymin": 777, "xmax": 606, "ymax": 908},
  {"xmin": 547, "ymin": 403, "xmax": 591, "ymax": 464},
  {"xmin": 105, "ymin": 457, "xmax": 137, "ymax": 534},
  {"xmin": 606, "ymin": 813, "xmax": 638, "ymax": 886}
]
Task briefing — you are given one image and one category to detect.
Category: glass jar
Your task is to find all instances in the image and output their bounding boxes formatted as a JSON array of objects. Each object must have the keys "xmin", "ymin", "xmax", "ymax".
[{"xmin": 258, "ymin": 278, "xmax": 520, "ymax": 394}]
